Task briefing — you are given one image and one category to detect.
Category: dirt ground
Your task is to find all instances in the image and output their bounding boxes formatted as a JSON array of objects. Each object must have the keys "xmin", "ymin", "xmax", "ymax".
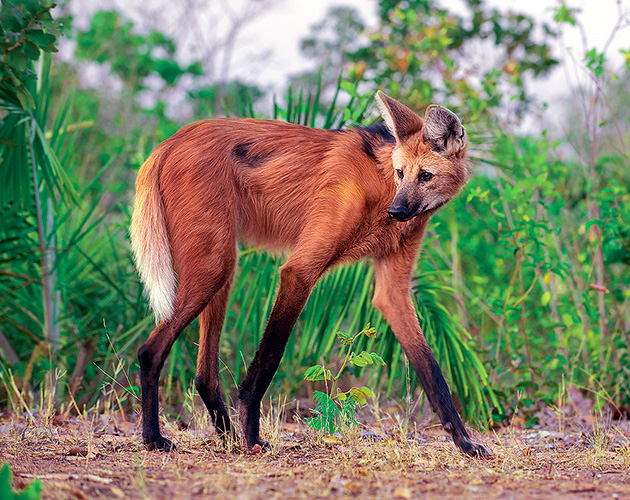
[{"xmin": 1, "ymin": 406, "xmax": 629, "ymax": 500}]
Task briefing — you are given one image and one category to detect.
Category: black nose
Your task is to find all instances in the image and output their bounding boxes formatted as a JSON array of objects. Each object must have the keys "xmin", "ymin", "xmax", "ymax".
[{"xmin": 388, "ymin": 205, "xmax": 408, "ymax": 220}]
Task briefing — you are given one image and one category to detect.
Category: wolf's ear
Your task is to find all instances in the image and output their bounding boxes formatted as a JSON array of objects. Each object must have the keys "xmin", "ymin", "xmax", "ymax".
[
  {"xmin": 423, "ymin": 105, "xmax": 466, "ymax": 155},
  {"xmin": 375, "ymin": 91, "xmax": 423, "ymax": 143}
]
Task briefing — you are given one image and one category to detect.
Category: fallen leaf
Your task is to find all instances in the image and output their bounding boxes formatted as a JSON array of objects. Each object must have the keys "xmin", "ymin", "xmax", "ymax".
[
  {"xmin": 68, "ymin": 447, "xmax": 88, "ymax": 457},
  {"xmin": 72, "ymin": 489, "xmax": 86, "ymax": 500},
  {"xmin": 344, "ymin": 480, "xmax": 362, "ymax": 494},
  {"xmin": 84, "ymin": 474, "xmax": 112, "ymax": 484},
  {"xmin": 394, "ymin": 486, "xmax": 411, "ymax": 499},
  {"xmin": 67, "ymin": 445, "xmax": 97, "ymax": 459},
  {"xmin": 322, "ymin": 436, "xmax": 343, "ymax": 446},
  {"xmin": 110, "ymin": 487, "xmax": 125, "ymax": 498}
]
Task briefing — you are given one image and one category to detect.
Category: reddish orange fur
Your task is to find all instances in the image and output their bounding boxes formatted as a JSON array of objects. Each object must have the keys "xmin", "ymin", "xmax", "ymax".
[
  {"xmin": 151, "ymin": 118, "xmax": 466, "ymax": 268},
  {"xmin": 132, "ymin": 94, "xmax": 489, "ymax": 457}
]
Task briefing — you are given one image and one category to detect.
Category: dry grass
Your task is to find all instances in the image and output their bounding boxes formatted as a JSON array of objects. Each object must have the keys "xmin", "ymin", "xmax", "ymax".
[{"xmin": 2, "ymin": 398, "xmax": 630, "ymax": 500}]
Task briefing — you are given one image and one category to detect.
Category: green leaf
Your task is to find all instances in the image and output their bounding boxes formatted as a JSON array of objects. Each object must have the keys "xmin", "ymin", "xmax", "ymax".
[
  {"xmin": 350, "ymin": 353, "xmax": 368, "ymax": 367},
  {"xmin": 6, "ymin": 50, "xmax": 29, "ymax": 73},
  {"xmin": 350, "ymin": 351, "xmax": 375, "ymax": 368},
  {"xmin": 26, "ymin": 29, "xmax": 56, "ymax": 49},
  {"xmin": 16, "ymin": 85, "xmax": 35, "ymax": 109},
  {"xmin": 359, "ymin": 386, "xmax": 373, "ymax": 399},
  {"xmin": 339, "ymin": 397, "xmax": 359, "ymax": 427},
  {"xmin": 371, "ymin": 353, "xmax": 386, "ymax": 366},
  {"xmin": 304, "ymin": 365, "xmax": 332, "ymax": 381},
  {"xmin": 22, "ymin": 41, "xmax": 40, "ymax": 60},
  {"xmin": 336, "ymin": 331, "xmax": 353, "ymax": 345},
  {"xmin": 348, "ymin": 387, "xmax": 367, "ymax": 404},
  {"xmin": 0, "ymin": 464, "xmax": 12, "ymax": 500},
  {"xmin": 541, "ymin": 291, "xmax": 551, "ymax": 307},
  {"xmin": 307, "ymin": 391, "xmax": 339, "ymax": 435},
  {"xmin": 340, "ymin": 81, "xmax": 358, "ymax": 98},
  {"xmin": 554, "ymin": 5, "xmax": 576, "ymax": 25},
  {"xmin": 362, "ymin": 352, "xmax": 374, "ymax": 364}
]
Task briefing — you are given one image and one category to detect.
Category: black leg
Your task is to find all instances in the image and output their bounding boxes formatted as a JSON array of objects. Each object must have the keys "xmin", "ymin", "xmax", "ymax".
[
  {"xmin": 409, "ymin": 344, "xmax": 490, "ymax": 457},
  {"xmin": 138, "ymin": 282, "xmax": 227, "ymax": 451},
  {"xmin": 373, "ymin": 255, "xmax": 490, "ymax": 457},
  {"xmin": 195, "ymin": 284, "xmax": 234, "ymax": 442},
  {"xmin": 237, "ymin": 264, "xmax": 316, "ymax": 449},
  {"xmin": 138, "ymin": 320, "xmax": 184, "ymax": 451}
]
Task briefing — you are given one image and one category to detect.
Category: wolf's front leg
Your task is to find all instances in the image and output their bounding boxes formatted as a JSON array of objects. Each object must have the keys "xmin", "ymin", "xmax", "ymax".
[
  {"xmin": 237, "ymin": 261, "xmax": 322, "ymax": 450},
  {"xmin": 373, "ymin": 251, "xmax": 490, "ymax": 457}
]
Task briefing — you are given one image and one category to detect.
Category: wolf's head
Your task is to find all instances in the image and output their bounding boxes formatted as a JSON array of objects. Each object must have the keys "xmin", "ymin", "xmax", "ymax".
[{"xmin": 375, "ymin": 91, "xmax": 469, "ymax": 222}]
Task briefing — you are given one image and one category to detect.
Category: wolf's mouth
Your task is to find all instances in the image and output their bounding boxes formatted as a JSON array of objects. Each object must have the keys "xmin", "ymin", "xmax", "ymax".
[
  {"xmin": 420, "ymin": 200, "xmax": 447, "ymax": 214},
  {"xmin": 390, "ymin": 199, "xmax": 449, "ymax": 222}
]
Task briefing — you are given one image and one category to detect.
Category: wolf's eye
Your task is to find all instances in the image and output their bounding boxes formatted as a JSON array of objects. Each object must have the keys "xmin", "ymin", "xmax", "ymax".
[
  {"xmin": 419, "ymin": 171, "xmax": 433, "ymax": 182},
  {"xmin": 396, "ymin": 169, "xmax": 404, "ymax": 179}
]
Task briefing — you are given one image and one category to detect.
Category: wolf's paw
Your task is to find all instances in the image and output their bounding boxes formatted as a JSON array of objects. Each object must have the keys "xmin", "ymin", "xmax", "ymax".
[
  {"xmin": 145, "ymin": 435, "xmax": 176, "ymax": 452},
  {"xmin": 457, "ymin": 438, "xmax": 492, "ymax": 458}
]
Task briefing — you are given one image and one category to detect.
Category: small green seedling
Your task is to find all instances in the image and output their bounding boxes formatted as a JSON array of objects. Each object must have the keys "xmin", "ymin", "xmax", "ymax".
[
  {"xmin": 304, "ymin": 325, "xmax": 385, "ymax": 436},
  {"xmin": 0, "ymin": 462, "xmax": 41, "ymax": 500}
]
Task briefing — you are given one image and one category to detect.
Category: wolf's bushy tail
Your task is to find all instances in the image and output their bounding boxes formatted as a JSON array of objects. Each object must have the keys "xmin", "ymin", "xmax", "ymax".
[{"xmin": 130, "ymin": 150, "xmax": 176, "ymax": 323}]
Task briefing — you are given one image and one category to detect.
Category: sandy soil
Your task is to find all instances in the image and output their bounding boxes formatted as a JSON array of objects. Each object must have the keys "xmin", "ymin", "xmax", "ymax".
[{"xmin": 1, "ymin": 409, "xmax": 629, "ymax": 500}]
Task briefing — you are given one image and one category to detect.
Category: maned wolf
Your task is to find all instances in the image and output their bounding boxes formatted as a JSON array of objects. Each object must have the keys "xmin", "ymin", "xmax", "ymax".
[{"xmin": 130, "ymin": 91, "xmax": 489, "ymax": 457}]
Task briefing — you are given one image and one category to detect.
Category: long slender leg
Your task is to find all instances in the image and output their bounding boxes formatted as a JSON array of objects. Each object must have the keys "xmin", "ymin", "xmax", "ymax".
[
  {"xmin": 195, "ymin": 280, "xmax": 234, "ymax": 440},
  {"xmin": 139, "ymin": 303, "xmax": 208, "ymax": 451},
  {"xmin": 237, "ymin": 260, "xmax": 324, "ymax": 449},
  {"xmin": 138, "ymin": 257, "xmax": 234, "ymax": 451},
  {"xmin": 373, "ymin": 248, "xmax": 490, "ymax": 457}
]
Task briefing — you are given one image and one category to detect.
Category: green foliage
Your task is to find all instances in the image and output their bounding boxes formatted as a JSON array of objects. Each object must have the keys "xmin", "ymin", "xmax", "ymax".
[
  {"xmin": 64, "ymin": 8, "xmax": 266, "ymax": 181},
  {"xmin": 295, "ymin": 0, "xmax": 558, "ymax": 123},
  {"xmin": 189, "ymin": 80, "xmax": 265, "ymax": 120},
  {"xmin": 304, "ymin": 326, "xmax": 382, "ymax": 435},
  {"xmin": 75, "ymin": 11, "xmax": 200, "ymax": 92},
  {"xmin": 371, "ymin": 0, "xmax": 556, "ymax": 117},
  {"xmin": 0, "ymin": 48, "xmax": 146, "ymax": 406},
  {"xmin": 0, "ymin": 0, "xmax": 60, "ymax": 109},
  {"xmin": 439, "ymin": 124, "xmax": 629, "ymax": 417},
  {"xmin": 0, "ymin": 52, "xmax": 79, "ymax": 209},
  {"xmin": 0, "ymin": 462, "xmax": 41, "ymax": 500},
  {"xmin": 554, "ymin": 4, "xmax": 577, "ymax": 26}
]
